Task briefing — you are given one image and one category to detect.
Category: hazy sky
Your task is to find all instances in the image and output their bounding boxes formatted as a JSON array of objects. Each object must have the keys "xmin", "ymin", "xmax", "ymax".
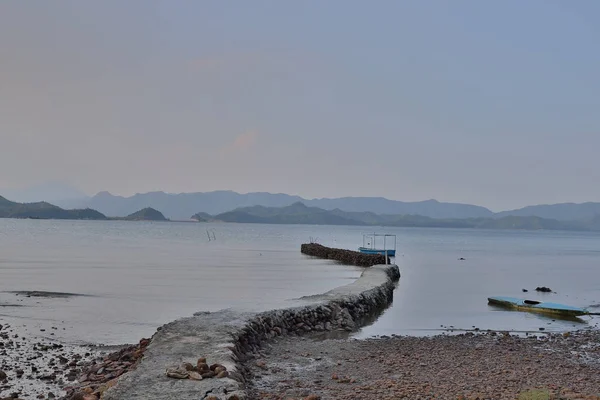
[{"xmin": 1, "ymin": 1, "xmax": 599, "ymax": 211}]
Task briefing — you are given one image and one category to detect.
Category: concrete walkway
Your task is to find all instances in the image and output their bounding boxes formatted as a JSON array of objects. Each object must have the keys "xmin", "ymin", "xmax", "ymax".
[{"xmin": 102, "ymin": 265, "xmax": 399, "ymax": 400}]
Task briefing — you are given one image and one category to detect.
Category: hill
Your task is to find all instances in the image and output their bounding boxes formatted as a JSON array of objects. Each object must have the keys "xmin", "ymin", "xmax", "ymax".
[
  {"xmin": 202, "ymin": 203, "xmax": 591, "ymax": 231},
  {"xmin": 495, "ymin": 202, "xmax": 600, "ymax": 221},
  {"xmin": 0, "ymin": 195, "xmax": 107, "ymax": 220},
  {"xmin": 213, "ymin": 202, "xmax": 360, "ymax": 225},
  {"xmin": 84, "ymin": 190, "xmax": 493, "ymax": 220},
  {"xmin": 121, "ymin": 208, "xmax": 168, "ymax": 221},
  {"xmin": 190, "ymin": 212, "xmax": 215, "ymax": 222}
]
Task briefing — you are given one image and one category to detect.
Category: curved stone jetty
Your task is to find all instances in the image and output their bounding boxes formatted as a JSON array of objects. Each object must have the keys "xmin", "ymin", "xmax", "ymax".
[{"xmin": 97, "ymin": 264, "xmax": 400, "ymax": 400}]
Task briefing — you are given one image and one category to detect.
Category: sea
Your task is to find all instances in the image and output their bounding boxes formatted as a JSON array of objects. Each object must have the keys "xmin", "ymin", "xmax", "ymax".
[{"xmin": 1, "ymin": 219, "xmax": 599, "ymax": 346}]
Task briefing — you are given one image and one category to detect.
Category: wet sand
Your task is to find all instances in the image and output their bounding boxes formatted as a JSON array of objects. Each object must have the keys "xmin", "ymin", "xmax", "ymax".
[
  {"xmin": 246, "ymin": 330, "xmax": 600, "ymax": 400},
  {"xmin": 0, "ymin": 321, "xmax": 109, "ymax": 400}
]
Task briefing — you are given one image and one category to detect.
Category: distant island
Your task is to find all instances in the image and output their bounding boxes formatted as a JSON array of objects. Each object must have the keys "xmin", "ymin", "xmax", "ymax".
[
  {"xmin": 115, "ymin": 207, "xmax": 168, "ymax": 221},
  {"xmin": 192, "ymin": 202, "xmax": 600, "ymax": 231},
  {"xmin": 0, "ymin": 196, "xmax": 167, "ymax": 222},
  {"xmin": 0, "ymin": 195, "xmax": 107, "ymax": 220}
]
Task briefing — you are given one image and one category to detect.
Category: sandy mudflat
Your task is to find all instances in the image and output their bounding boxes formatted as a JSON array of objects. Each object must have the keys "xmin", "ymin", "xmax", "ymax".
[
  {"xmin": 246, "ymin": 330, "xmax": 600, "ymax": 400},
  {"xmin": 0, "ymin": 321, "xmax": 110, "ymax": 400}
]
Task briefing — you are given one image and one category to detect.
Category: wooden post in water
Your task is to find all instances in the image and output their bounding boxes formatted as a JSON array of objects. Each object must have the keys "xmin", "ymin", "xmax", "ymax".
[{"xmin": 384, "ymin": 235, "xmax": 387, "ymax": 265}]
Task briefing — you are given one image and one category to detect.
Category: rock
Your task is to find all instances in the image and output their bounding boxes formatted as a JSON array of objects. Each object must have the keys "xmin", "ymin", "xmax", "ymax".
[
  {"xmin": 181, "ymin": 362, "xmax": 194, "ymax": 371},
  {"xmin": 197, "ymin": 362, "xmax": 209, "ymax": 372},
  {"xmin": 165, "ymin": 367, "xmax": 189, "ymax": 379},
  {"xmin": 201, "ymin": 371, "xmax": 216, "ymax": 379},
  {"xmin": 0, "ymin": 370, "xmax": 6, "ymax": 380},
  {"xmin": 256, "ymin": 361, "xmax": 267, "ymax": 370},
  {"xmin": 209, "ymin": 363, "xmax": 225, "ymax": 371},
  {"xmin": 188, "ymin": 371, "xmax": 203, "ymax": 381},
  {"xmin": 535, "ymin": 286, "xmax": 552, "ymax": 293},
  {"xmin": 522, "ymin": 289, "xmax": 528, "ymax": 292},
  {"xmin": 216, "ymin": 370, "xmax": 229, "ymax": 378},
  {"xmin": 214, "ymin": 366, "xmax": 227, "ymax": 374}
]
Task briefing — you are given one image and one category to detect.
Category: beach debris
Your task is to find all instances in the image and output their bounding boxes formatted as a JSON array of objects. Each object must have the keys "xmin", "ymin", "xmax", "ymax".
[
  {"xmin": 535, "ymin": 286, "xmax": 552, "ymax": 293},
  {"xmin": 216, "ymin": 370, "xmax": 229, "ymax": 378},
  {"xmin": 188, "ymin": 371, "xmax": 203, "ymax": 381},
  {"xmin": 165, "ymin": 357, "xmax": 229, "ymax": 380},
  {"xmin": 61, "ymin": 338, "xmax": 150, "ymax": 399},
  {"xmin": 165, "ymin": 367, "xmax": 189, "ymax": 379}
]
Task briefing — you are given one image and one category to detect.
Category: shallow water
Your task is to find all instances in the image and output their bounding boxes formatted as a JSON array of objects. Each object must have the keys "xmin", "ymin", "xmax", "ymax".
[
  {"xmin": 0, "ymin": 220, "xmax": 362, "ymax": 345},
  {"xmin": 1, "ymin": 220, "xmax": 599, "ymax": 345},
  {"xmin": 353, "ymin": 227, "xmax": 600, "ymax": 337}
]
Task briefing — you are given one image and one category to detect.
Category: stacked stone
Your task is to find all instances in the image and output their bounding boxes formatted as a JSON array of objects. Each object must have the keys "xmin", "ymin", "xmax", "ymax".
[
  {"xmin": 60, "ymin": 339, "xmax": 150, "ymax": 400},
  {"xmin": 229, "ymin": 265, "xmax": 400, "ymax": 386},
  {"xmin": 300, "ymin": 243, "xmax": 386, "ymax": 267}
]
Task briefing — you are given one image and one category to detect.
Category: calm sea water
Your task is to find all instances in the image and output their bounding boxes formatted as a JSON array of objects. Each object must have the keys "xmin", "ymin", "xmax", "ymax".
[{"xmin": 1, "ymin": 220, "xmax": 599, "ymax": 345}]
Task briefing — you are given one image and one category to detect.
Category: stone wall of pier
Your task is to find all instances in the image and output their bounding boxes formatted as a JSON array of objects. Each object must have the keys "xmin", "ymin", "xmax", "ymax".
[
  {"xmin": 300, "ymin": 243, "xmax": 387, "ymax": 267},
  {"xmin": 98, "ymin": 263, "xmax": 400, "ymax": 400}
]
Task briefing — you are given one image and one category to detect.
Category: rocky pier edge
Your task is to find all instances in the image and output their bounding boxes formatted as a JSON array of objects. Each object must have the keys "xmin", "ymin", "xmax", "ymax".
[
  {"xmin": 300, "ymin": 243, "xmax": 387, "ymax": 267},
  {"xmin": 62, "ymin": 263, "xmax": 400, "ymax": 400}
]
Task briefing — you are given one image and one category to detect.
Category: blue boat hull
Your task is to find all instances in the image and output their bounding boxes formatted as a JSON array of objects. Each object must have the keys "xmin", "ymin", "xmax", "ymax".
[
  {"xmin": 358, "ymin": 247, "xmax": 396, "ymax": 256},
  {"xmin": 488, "ymin": 296, "xmax": 587, "ymax": 317}
]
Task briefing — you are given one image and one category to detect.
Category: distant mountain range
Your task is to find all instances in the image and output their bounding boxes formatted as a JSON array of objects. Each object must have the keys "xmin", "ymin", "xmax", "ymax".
[
  {"xmin": 193, "ymin": 202, "xmax": 600, "ymax": 231},
  {"xmin": 4, "ymin": 189, "xmax": 600, "ymax": 231},
  {"xmin": 83, "ymin": 190, "xmax": 492, "ymax": 219},
  {"xmin": 78, "ymin": 190, "xmax": 600, "ymax": 222}
]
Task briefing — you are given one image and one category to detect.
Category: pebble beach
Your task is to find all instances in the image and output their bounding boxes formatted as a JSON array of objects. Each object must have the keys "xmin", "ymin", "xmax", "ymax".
[{"xmin": 246, "ymin": 330, "xmax": 600, "ymax": 400}]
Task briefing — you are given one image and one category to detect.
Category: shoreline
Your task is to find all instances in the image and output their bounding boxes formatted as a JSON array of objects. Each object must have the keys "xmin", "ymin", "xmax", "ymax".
[
  {"xmin": 246, "ymin": 330, "xmax": 600, "ymax": 399},
  {"xmin": 60, "ymin": 262, "xmax": 400, "ymax": 400},
  {"xmin": 3, "ymin": 241, "xmax": 598, "ymax": 399}
]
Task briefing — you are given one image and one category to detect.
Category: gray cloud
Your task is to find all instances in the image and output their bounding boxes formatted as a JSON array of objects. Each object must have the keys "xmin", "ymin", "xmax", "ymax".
[{"xmin": 1, "ymin": 1, "xmax": 599, "ymax": 211}]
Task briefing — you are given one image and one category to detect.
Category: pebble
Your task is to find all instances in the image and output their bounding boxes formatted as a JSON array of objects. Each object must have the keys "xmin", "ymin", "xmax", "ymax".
[{"xmin": 246, "ymin": 330, "xmax": 600, "ymax": 399}]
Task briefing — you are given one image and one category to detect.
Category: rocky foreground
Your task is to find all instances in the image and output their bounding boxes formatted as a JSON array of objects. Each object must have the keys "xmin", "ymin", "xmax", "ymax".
[
  {"xmin": 0, "ymin": 322, "xmax": 105, "ymax": 400},
  {"xmin": 246, "ymin": 330, "xmax": 600, "ymax": 400},
  {"xmin": 0, "ymin": 320, "xmax": 150, "ymax": 400}
]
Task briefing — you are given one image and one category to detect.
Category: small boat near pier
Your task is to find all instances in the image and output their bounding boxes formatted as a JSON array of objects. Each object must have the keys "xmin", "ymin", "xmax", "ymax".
[{"xmin": 358, "ymin": 233, "xmax": 396, "ymax": 257}]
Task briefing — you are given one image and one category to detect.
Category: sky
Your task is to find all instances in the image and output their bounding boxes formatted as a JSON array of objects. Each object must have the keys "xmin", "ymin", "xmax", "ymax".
[{"xmin": 1, "ymin": 1, "xmax": 599, "ymax": 211}]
